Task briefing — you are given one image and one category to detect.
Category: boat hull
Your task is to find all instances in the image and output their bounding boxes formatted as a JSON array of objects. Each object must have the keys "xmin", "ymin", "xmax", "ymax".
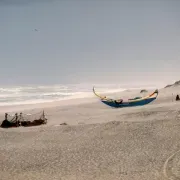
[{"xmin": 101, "ymin": 97, "xmax": 156, "ymax": 108}]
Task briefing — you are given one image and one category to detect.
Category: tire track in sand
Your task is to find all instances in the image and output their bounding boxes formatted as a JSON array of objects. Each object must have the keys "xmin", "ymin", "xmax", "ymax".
[{"xmin": 163, "ymin": 149, "xmax": 180, "ymax": 180}]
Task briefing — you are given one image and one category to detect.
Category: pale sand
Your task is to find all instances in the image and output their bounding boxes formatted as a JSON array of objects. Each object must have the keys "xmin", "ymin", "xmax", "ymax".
[{"xmin": 1, "ymin": 87, "xmax": 180, "ymax": 180}]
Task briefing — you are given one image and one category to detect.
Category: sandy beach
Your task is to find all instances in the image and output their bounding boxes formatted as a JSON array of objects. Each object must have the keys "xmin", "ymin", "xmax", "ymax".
[{"xmin": 1, "ymin": 86, "xmax": 180, "ymax": 180}]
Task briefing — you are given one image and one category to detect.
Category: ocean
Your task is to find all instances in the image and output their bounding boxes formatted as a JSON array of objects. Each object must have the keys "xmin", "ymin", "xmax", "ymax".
[
  {"xmin": 0, "ymin": 84, "xmax": 126, "ymax": 106},
  {"xmin": 0, "ymin": 83, "xmax": 158, "ymax": 106}
]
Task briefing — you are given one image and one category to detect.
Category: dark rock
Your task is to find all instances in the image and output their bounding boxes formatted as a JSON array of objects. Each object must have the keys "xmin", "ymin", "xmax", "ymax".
[
  {"xmin": 60, "ymin": 122, "xmax": 68, "ymax": 125},
  {"xmin": 140, "ymin": 89, "xmax": 148, "ymax": 93}
]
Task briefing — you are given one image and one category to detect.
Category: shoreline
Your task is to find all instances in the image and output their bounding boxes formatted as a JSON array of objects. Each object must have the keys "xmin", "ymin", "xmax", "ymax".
[
  {"xmin": 0, "ymin": 86, "xmax": 160, "ymax": 110},
  {"xmin": 0, "ymin": 87, "xmax": 168, "ymax": 112},
  {"xmin": 0, "ymin": 87, "xmax": 159, "ymax": 114},
  {"xmin": 1, "ymin": 86, "xmax": 180, "ymax": 179},
  {"xmin": 0, "ymin": 96, "xmax": 98, "ymax": 114}
]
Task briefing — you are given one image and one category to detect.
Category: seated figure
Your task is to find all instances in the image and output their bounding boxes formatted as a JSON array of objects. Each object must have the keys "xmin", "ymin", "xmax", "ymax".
[
  {"xmin": 114, "ymin": 99, "xmax": 123, "ymax": 104},
  {"xmin": 176, "ymin": 94, "xmax": 180, "ymax": 101}
]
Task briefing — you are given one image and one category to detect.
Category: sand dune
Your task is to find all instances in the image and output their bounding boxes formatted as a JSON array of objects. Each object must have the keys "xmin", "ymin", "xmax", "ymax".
[{"xmin": 1, "ymin": 86, "xmax": 180, "ymax": 179}]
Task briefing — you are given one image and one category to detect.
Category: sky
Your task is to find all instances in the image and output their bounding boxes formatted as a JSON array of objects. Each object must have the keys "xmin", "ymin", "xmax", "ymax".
[{"xmin": 0, "ymin": 0, "xmax": 180, "ymax": 87}]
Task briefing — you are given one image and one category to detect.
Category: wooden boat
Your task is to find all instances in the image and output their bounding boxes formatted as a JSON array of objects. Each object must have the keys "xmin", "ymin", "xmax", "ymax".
[{"xmin": 93, "ymin": 87, "xmax": 159, "ymax": 108}]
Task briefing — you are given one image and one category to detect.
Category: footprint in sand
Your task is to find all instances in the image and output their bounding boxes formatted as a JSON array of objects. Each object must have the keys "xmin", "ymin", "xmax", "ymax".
[{"xmin": 163, "ymin": 150, "xmax": 180, "ymax": 179}]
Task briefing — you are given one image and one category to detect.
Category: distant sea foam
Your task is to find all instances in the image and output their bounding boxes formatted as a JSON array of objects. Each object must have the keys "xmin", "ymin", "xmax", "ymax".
[
  {"xmin": 0, "ymin": 84, "xmax": 126, "ymax": 106},
  {"xmin": 0, "ymin": 84, "xmax": 157, "ymax": 106}
]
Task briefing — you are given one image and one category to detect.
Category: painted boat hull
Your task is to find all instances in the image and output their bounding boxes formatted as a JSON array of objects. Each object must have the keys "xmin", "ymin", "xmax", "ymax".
[{"xmin": 101, "ymin": 97, "xmax": 156, "ymax": 108}]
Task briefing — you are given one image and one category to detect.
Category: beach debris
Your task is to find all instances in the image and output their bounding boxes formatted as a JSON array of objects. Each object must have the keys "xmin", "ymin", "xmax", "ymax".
[
  {"xmin": 0, "ymin": 110, "xmax": 47, "ymax": 128},
  {"xmin": 60, "ymin": 122, "xmax": 68, "ymax": 125}
]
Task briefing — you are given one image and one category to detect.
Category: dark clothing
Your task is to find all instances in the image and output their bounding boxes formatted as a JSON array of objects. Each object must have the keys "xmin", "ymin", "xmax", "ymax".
[{"xmin": 176, "ymin": 95, "xmax": 180, "ymax": 101}]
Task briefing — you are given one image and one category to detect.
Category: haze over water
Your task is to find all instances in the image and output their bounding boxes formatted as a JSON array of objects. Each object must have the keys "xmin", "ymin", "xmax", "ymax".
[{"xmin": 0, "ymin": 0, "xmax": 180, "ymax": 105}]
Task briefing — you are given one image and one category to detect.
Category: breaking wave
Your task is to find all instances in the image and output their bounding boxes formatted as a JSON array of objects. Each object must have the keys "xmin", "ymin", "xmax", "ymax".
[{"xmin": 0, "ymin": 84, "xmax": 125, "ymax": 106}]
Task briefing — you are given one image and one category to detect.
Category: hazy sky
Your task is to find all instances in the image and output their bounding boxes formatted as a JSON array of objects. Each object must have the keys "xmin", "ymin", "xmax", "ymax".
[{"xmin": 0, "ymin": 0, "xmax": 180, "ymax": 86}]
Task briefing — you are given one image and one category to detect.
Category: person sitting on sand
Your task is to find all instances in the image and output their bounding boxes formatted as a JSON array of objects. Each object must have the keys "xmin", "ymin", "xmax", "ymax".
[
  {"xmin": 114, "ymin": 99, "xmax": 123, "ymax": 104},
  {"xmin": 176, "ymin": 94, "xmax": 179, "ymax": 101}
]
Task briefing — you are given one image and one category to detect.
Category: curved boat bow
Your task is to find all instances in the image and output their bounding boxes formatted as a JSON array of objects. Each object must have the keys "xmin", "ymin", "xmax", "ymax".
[{"xmin": 93, "ymin": 87, "xmax": 158, "ymax": 108}]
